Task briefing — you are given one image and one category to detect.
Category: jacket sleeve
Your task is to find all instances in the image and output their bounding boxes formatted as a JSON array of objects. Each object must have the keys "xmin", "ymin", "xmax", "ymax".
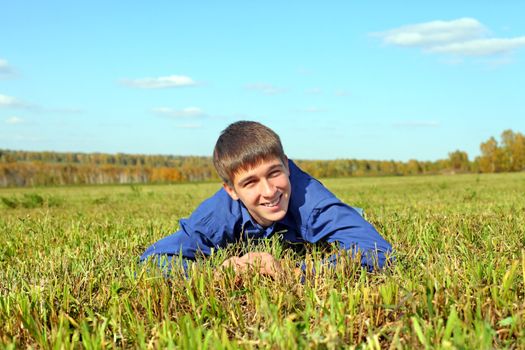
[
  {"xmin": 304, "ymin": 199, "xmax": 393, "ymax": 270},
  {"xmin": 139, "ymin": 216, "xmax": 216, "ymax": 275},
  {"xmin": 139, "ymin": 189, "xmax": 239, "ymax": 275}
]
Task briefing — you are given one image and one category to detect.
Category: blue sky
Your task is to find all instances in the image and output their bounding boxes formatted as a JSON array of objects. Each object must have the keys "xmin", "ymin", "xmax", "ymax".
[{"xmin": 1, "ymin": 1, "xmax": 524, "ymax": 161}]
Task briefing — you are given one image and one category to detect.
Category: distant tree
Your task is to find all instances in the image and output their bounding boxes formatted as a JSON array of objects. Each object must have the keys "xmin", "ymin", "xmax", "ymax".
[
  {"xmin": 405, "ymin": 159, "xmax": 422, "ymax": 175},
  {"xmin": 448, "ymin": 150, "xmax": 470, "ymax": 172},
  {"xmin": 478, "ymin": 130, "xmax": 525, "ymax": 173},
  {"xmin": 501, "ymin": 129, "xmax": 525, "ymax": 171},
  {"xmin": 479, "ymin": 137, "xmax": 503, "ymax": 173},
  {"xmin": 2, "ymin": 130, "xmax": 524, "ymax": 187}
]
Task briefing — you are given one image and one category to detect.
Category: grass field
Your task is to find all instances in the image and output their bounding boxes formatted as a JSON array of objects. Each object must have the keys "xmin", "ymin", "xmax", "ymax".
[{"xmin": 1, "ymin": 173, "xmax": 524, "ymax": 349}]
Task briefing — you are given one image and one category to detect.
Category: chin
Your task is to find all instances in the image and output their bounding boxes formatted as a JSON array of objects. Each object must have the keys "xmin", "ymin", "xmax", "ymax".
[{"xmin": 267, "ymin": 209, "xmax": 287, "ymax": 223}]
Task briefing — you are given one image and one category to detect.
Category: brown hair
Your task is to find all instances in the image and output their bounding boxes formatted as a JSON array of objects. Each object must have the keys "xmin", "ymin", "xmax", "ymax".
[{"xmin": 213, "ymin": 121, "xmax": 286, "ymax": 185}]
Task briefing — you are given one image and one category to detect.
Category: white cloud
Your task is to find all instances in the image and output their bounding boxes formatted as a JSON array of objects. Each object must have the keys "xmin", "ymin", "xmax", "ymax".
[
  {"xmin": 0, "ymin": 93, "xmax": 81, "ymax": 114},
  {"xmin": 373, "ymin": 18, "xmax": 525, "ymax": 58},
  {"xmin": 122, "ymin": 75, "xmax": 196, "ymax": 89},
  {"xmin": 0, "ymin": 59, "xmax": 15, "ymax": 79},
  {"xmin": 393, "ymin": 120, "xmax": 440, "ymax": 128},
  {"xmin": 0, "ymin": 93, "xmax": 26, "ymax": 108},
  {"xmin": 5, "ymin": 116, "xmax": 24, "ymax": 124},
  {"xmin": 152, "ymin": 106, "xmax": 207, "ymax": 118},
  {"xmin": 428, "ymin": 37, "xmax": 525, "ymax": 56},
  {"xmin": 245, "ymin": 83, "xmax": 286, "ymax": 95},
  {"xmin": 375, "ymin": 18, "xmax": 486, "ymax": 47}
]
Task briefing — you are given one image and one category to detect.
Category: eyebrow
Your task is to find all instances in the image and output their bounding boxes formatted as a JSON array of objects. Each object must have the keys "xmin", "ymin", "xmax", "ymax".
[
  {"xmin": 237, "ymin": 163, "xmax": 284, "ymax": 186},
  {"xmin": 238, "ymin": 175, "xmax": 256, "ymax": 187},
  {"xmin": 267, "ymin": 163, "xmax": 284, "ymax": 173}
]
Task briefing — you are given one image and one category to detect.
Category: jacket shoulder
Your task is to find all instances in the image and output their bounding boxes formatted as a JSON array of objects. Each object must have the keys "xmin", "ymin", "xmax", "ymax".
[
  {"xmin": 183, "ymin": 187, "xmax": 243, "ymax": 245},
  {"xmin": 288, "ymin": 160, "xmax": 340, "ymax": 223}
]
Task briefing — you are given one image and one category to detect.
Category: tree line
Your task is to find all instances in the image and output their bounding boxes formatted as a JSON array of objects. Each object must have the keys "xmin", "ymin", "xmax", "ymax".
[{"xmin": 1, "ymin": 129, "xmax": 523, "ymax": 187}]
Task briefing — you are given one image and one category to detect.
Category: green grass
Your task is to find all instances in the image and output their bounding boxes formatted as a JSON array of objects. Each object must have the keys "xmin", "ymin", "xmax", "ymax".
[{"xmin": 1, "ymin": 173, "xmax": 524, "ymax": 349}]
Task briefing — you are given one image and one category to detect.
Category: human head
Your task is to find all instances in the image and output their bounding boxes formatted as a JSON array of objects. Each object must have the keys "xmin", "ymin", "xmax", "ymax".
[
  {"xmin": 213, "ymin": 121, "xmax": 287, "ymax": 187},
  {"xmin": 214, "ymin": 121, "xmax": 291, "ymax": 227}
]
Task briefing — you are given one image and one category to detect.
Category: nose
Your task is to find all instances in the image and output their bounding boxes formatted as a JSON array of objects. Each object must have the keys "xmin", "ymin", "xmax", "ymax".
[{"xmin": 260, "ymin": 178, "xmax": 276, "ymax": 198}]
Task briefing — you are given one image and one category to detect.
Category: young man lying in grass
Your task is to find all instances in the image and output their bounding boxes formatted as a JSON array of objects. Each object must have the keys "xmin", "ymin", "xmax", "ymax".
[{"xmin": 141, "ymin": 121, "xmax": 392, "ymax": 277}]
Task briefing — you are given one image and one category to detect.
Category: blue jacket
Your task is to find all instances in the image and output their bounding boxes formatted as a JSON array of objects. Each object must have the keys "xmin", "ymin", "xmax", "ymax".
[{"xmin": 141, "ymin": 160, "xmax": 393, "ymax": 271}]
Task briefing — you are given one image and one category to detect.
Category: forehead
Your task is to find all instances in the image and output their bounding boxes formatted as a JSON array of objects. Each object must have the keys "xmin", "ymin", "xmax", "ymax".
[{"xmin": 231, "ymin": 157, "xmax": 285, "ymax": 183}]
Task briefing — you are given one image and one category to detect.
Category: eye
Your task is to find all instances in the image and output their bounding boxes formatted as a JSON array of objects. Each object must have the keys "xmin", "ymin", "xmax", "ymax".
[
  {"xmin": 269, "ymin": 170, "xmax": 282, "ymax": 177},
  {"xmin": 243, "ymin": 180, "xmax": 255, "ymax": 188}
]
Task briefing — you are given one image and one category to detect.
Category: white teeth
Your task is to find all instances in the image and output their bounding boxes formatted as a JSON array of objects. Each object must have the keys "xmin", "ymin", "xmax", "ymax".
[{"xmin": 263, "ymin": 195, "xmax": 280, "ymax": 207}]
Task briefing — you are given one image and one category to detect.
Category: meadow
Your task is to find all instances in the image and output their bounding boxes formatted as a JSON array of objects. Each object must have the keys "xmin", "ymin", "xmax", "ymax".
[{"xmin": 0, "ymin": 173, "xmax": 524, "ymax": 349}]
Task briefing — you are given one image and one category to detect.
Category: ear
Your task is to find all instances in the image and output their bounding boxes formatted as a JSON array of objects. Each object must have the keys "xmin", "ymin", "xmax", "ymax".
[{"xmin": 223, "ymin": 183, "xmax": 239, "ymax": 201}]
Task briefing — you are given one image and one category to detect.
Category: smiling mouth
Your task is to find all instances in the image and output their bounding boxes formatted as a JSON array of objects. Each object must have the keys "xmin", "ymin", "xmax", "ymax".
[{"xmin": 262, "ymin": 193, "xmax": 282, "ymax": 207}]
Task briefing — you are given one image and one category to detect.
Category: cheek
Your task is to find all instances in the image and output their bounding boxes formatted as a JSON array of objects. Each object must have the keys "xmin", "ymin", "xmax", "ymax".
[
  {"xmin": 242, "ymin": 189, "xmax": 260, "ymax": 203},
  {"xmin": 277, "ymin": 177, "xmax": 291, "ymax": 191}
]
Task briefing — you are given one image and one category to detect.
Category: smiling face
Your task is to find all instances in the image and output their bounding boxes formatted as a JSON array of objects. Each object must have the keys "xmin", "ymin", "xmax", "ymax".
[{"xmin": 223, "ymin": 157, "xmax": 291, "ymax": 227}]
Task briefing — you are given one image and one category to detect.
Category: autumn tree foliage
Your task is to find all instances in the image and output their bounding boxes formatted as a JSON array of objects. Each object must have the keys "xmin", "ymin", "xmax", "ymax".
[
  {"xmin": 0, "ymin": 153, "xmax": 218, "ymax": 187},
  {"xmin": 477, "ymin": 130, "xmax": 525, "ymax": 173},
  {"xmin": 0, "ymin": 129, "xmax": 523, "ymax": 187},
  {"xmin": 447, "ymin": 150, "xmax": 470, "ymax": 173}
]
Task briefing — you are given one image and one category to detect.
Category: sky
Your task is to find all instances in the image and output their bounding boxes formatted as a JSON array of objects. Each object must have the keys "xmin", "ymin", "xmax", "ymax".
[{"xmin": 1, "ymin": 1, "xmax": 524, "ymax": 162}]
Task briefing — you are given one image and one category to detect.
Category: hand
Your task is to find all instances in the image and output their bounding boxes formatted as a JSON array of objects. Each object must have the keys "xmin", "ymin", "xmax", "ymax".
[
  {"xmin": 221, "ymin": 256, "xmax": 244, "ymax": 272},
  {"xmin": 221, "ymin": 252, "xmax": 282, "ymax": 278}
]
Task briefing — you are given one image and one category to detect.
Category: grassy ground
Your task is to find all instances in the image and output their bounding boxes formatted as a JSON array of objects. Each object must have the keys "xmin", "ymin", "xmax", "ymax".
[{"xmin": 0, "ymin": 173, "xmax": 524, "ymax": 349}]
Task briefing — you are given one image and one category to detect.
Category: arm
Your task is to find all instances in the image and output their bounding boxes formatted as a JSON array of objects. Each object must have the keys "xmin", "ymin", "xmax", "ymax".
[
  {"xmin": 139, "ymin": 218, "xmax": 216, "ymax": 275},
  {"xmin": 305, "ymin": 200, "xmax": 393, "ymax": 271},
  {"xmin": 140, "ymin": 188, "xmax": 240, "ymax": 276}
]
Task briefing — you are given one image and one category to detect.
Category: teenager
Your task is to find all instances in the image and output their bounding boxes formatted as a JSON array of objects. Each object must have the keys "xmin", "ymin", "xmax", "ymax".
[{"xmin": 141, "ymin": 121, "xmax": 392, "ymax": 277}]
